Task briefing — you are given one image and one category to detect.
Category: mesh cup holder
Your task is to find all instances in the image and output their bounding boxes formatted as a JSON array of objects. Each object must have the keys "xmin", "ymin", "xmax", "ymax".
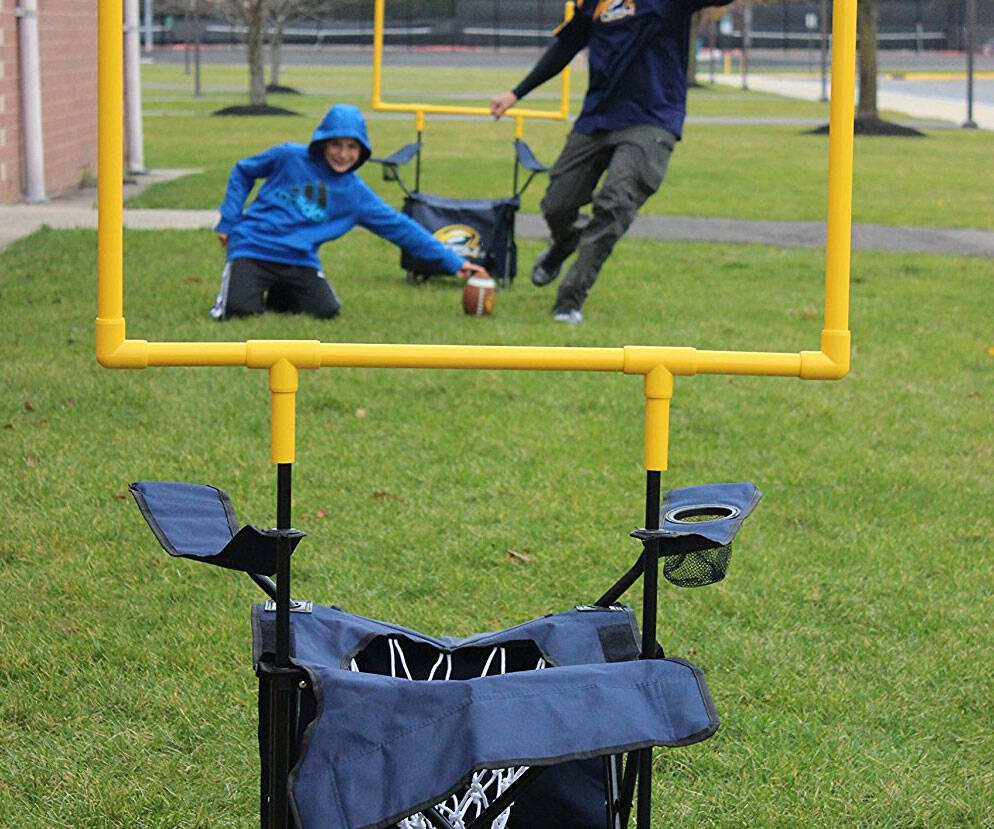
[
  {"xmin": 663, "ymin": 543, "xmax": 731, "ymax": 588},
  {"xmin": 661, "ymin": 504, "xmax": 740, "ymax": 588}
]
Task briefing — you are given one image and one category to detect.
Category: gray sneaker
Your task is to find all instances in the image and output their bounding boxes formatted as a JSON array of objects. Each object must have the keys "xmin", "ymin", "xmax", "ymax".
[
  {"xmin": 552, "ymin": 309, "xmax": 583, "ymax": 325},
  {"xmin": 531, "ymin": 246, "xmax": 564, "ymax": 287}
]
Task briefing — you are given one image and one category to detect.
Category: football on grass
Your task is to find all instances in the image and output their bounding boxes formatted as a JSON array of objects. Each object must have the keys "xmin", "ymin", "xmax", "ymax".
[{"xmin": 462, "ymin": 275, "xmax": 497, "ymax": 316}]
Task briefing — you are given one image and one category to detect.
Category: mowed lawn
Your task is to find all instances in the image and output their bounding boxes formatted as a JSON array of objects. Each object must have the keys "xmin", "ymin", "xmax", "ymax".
[
  {"xmin": 0, "ymin": 60, "xmax": 992, "ymax": 827},
  {"xmin": 134, "ymin": 63, "xmax": 994, "ymax": 230}
]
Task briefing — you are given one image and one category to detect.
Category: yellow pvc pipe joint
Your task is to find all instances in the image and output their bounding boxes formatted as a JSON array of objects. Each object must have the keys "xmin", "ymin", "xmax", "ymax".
[
  {"xmin": 96, "ymin": 318, "xmax": 150, "ymax": 368},
  {"xmin": 246, "ymin": 340, "xmax": 323, "ymax": 371},
  {"xmin": 95, "ymin": 317, "xmax": 127, "ymax": 362},
  {"xmin": 623, "ymin": 346, "xmax": 698, "ymax": 377},
  {"xmin": 643, "ymin": 365, "xmax": 673, "ymax": 472},
  {"xmin": 269, "ymin": 359, "xmax": 299, "ymax": 465},
  {"xmin": 799, "ymin": 329, "xmax": 851, "ymax": 380}
]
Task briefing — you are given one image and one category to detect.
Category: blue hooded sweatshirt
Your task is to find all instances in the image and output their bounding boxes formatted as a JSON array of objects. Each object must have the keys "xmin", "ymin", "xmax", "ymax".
[{"xmin": 215, "ymin": 105, "xmax": 464, "ymax": 273}]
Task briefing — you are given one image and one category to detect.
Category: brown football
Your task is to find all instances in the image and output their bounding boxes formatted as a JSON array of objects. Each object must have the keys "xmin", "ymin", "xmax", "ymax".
[{"xmin": 462, "ymin": 275, "xmax": 497, "ymax": 316}]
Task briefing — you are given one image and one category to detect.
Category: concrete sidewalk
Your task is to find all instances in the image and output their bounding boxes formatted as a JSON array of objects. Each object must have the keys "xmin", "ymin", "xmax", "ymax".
[
  {"xmin": 2, "ymin": 169, "xmax": 993, "ymax": 259},
  {"xmin": 519, "ymin": 215, "xmax": 994, "ymax": 258},
  {"xmin": 709, "ymin": 71, "xmax": 994, "ymax": 130},
  {"xmin": 0, "ymin": 169, "xmax": 216, "ymax": 252}
]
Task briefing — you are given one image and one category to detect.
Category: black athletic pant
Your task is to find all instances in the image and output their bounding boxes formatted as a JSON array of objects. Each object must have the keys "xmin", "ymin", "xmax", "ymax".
[{"xmin": 210, "ymin": 257, "xmax": 342, "ymax": 320}]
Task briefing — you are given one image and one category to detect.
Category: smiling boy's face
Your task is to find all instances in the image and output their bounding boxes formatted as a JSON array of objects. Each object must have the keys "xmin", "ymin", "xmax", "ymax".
[{"xmin": 323, "ymin": 137, "xmax": 362, "ymax": 173}]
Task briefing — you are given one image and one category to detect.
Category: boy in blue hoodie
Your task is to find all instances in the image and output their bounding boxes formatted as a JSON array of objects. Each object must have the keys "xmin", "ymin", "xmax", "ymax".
[{"xmin": 211, "ymin": 104, "xmax": 488, "ymax": 320}]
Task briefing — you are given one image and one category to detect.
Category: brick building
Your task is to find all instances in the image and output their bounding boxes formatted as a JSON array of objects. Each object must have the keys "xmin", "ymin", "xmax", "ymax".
[{"xmin": 0, "ymin": 0, "xmax": 98, "ymax": 204}]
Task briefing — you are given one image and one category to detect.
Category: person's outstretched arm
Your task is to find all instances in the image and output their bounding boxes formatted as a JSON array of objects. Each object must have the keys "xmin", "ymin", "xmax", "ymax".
[
  {"xmin": 491, "ymin": 15, "xmax": 590, "ymax": 119},
  {"xmin": 215, "ymin": 145, "xmax": 284, "ymax": 237},
  {"xmin": 357, "ymin": 186, "xmax": 485, "ymax": 278}
]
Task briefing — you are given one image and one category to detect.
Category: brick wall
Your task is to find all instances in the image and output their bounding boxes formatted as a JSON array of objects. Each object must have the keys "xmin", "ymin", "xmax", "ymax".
[
  {"xmin": 0, "ymin": 0, "xmax": 97, "ymax": 204},
  {"xmin": 0, "ymin": 5, "xmax": 22, "ymax": 203},
  {"xmin": 39, "ymin": 0, "xmax": 97, "ymax": 197}
]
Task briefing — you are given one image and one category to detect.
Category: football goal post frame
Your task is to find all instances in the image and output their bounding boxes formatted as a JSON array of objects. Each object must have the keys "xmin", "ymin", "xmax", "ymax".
[
  {"xmin": 371, "ymin": 0, "xmax": 575, "ymax": 142},
  {"xmin": 97, "ymin": 0, "xmax": 855, "ymax": 472},
  {"xmin": 96, "ymin": 3, "xmax": 856, "ymax": 825}
]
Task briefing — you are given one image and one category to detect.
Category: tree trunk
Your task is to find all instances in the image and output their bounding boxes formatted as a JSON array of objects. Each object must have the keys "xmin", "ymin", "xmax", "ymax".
[
  {"xmin": 269, "ymin": 20, "xmax": 285, "ymax": 87},
  {"xmin": 857, "ymin": 0, "xmax": 878, "ymax": 118},
  {"xmin": 741, "ymin": 2, "xmax": 752, "ymax": 90},
  {"xmin": 246, "ymin": 0, "xmax": 269, "ymax": 106},
  {"xmin": 687, "ymin": 11, "xmax": 700, "ymax": 87}
]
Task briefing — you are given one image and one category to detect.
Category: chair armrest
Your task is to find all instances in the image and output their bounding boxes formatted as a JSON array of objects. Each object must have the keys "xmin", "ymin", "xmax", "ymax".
[
  {"xmin": 369, "ymin": 141, "xmax": 422, "ymax": 167},
  {"xmin": 514, "ymin": 139, "xmax": 548, "ymax": 173}
]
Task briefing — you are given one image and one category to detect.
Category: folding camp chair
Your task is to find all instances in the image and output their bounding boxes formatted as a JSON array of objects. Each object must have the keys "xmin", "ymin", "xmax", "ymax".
[
  {"xmin": 130, "ymin": 478, "xmax": 760, "ymax": 829},
  {"xmin": 371, "ymin": 139, "xmax": 548, "ymax": 287}
]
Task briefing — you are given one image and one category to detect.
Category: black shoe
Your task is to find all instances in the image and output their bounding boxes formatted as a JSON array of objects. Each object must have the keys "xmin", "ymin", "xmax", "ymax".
[{"xmin": 531, "ymin": 246, "xmax": 564, "ymax": 287}]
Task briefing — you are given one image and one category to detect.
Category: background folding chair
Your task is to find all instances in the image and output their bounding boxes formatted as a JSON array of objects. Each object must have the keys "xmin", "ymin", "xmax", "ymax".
[
  {"xmin": 130, "ymin": 479, "xmax": 759, "ymax": 829},
  {"xmin": 371, "ymin": 138, "xmax": 548, "ymax": 287}
]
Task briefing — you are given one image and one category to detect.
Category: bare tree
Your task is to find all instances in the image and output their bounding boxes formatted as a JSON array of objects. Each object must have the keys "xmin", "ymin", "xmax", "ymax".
[
  {"xmin": 267, "ymin": 0, "xmax": 328, "ymax": 90},
  {"xmin": 221, "ymin": 0, "xmax": 270, "ymax": 106},
  {"xmin": 856, "ymin": 0, "xmax": 879, "ymax": 120},
  {"xmin": 740, "ymin": 1, "xmax": 752, "ymax": 89},
  {"xmin": 267, "ymin": 0, "xmax": 295, "ymax": 89},
  {"xmin": 688, "ymin": 10, "xmax": 701, "ymax": 87},
  {"xmin": 853, "ymin": 0, "xmax": 923, "ymax": 134},
  {"xmin": 696, "ymin": 5, "xmax": 730, "ymax": 85}
]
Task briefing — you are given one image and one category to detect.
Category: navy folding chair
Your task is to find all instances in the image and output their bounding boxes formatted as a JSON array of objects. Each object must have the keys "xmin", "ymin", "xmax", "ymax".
[
  {"xmin": 370, "ymin": 138, "xmax": 548, "ymax": 287},
  {"xmin": 130, "ymin": 479, "xmax": 760, "ymax": 828}
]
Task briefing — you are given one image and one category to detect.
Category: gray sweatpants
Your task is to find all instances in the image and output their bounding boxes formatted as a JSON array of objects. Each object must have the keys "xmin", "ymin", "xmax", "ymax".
[{"xmin": 540, "ymin": 124, "xmax": 675, "ymax": 313}]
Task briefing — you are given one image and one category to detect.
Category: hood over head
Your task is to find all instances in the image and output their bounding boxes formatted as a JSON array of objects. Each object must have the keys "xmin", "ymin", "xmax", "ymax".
[{"xmin": 308, "ymin": 104, "xmax": 372, "ymax": 171}]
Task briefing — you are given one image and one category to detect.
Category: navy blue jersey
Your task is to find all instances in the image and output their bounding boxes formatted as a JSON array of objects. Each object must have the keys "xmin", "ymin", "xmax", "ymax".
[{"xmin": 570, "ymin": 0, "xmax": 725, "ymax": 139}]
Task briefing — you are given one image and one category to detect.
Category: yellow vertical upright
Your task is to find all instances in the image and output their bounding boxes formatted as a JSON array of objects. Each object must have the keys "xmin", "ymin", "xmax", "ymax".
[
  {"xmin": 96, "ymin": 0, "xmax": 125, "ymax": 354},
  {"xmin": 821, "ymin": 0, "xmax": 857, "ymax": 369}
]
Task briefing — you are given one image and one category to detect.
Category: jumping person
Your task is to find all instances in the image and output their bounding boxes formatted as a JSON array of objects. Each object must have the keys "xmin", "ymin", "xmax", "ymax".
[
  {"xmin": 491, "ymin": 0, "xmax": 732, "ymax": 323},
  {"xmin": 211, "ymin": 104, "xmax": 488, "ymax": 320}
]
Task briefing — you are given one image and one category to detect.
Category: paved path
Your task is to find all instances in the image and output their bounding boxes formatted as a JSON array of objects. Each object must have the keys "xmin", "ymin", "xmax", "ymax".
[
  {"xmin": 518, "ymin": 214, "xmax": 994, "ymax": 258},
  {"xmin": 2, "ymin": 169, "xmax": 992, "ymax": 258},
  {"xmin": 4, "ymin": 59, "xmax": 992, "ymax": 256},
  {"xmin": 2, "ymin": 168, "xmax": 992, "ymax": 259},
  {"xmin": 709, "ymin": 72, "xmax": 994, "ymax": 130},
  {"xmin": 0, "ymin": 169, "xmax": 209, "ymax": 251}
]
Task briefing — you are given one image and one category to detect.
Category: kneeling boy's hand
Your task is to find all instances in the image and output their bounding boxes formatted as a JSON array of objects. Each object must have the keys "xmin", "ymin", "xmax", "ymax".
[{"xmin": 457, "ymin": 262, "xmax": 490, "ymax": 281}]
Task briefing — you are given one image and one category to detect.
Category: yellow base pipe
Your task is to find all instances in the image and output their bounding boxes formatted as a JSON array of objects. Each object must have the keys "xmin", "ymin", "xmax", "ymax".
[
  {"xmin": 269, "ymin": 360, "xmax": 298, "ymax": 465},
  {"xmin": 643, "ymin": 366, "xmax": 673, "ymax": 472}
]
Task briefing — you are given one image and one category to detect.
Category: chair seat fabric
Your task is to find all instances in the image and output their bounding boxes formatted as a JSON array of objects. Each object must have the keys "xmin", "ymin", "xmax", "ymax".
[
  {"xmin": 252, "ymin": 604, "xmax": 719, "ymax": 829},
  {"xmin": 400, "ymin": 193, "xmax": 520, "ymax": 280}
]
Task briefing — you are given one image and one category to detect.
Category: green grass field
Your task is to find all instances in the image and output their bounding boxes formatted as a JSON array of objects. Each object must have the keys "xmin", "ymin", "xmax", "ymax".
[
  {"xmin": 1, "ymin": 62, "xmax": 992, "ymax": 826},
  {"xmin": 133, "ymin": 64, "xmax": 994, "ymax": 230}
]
